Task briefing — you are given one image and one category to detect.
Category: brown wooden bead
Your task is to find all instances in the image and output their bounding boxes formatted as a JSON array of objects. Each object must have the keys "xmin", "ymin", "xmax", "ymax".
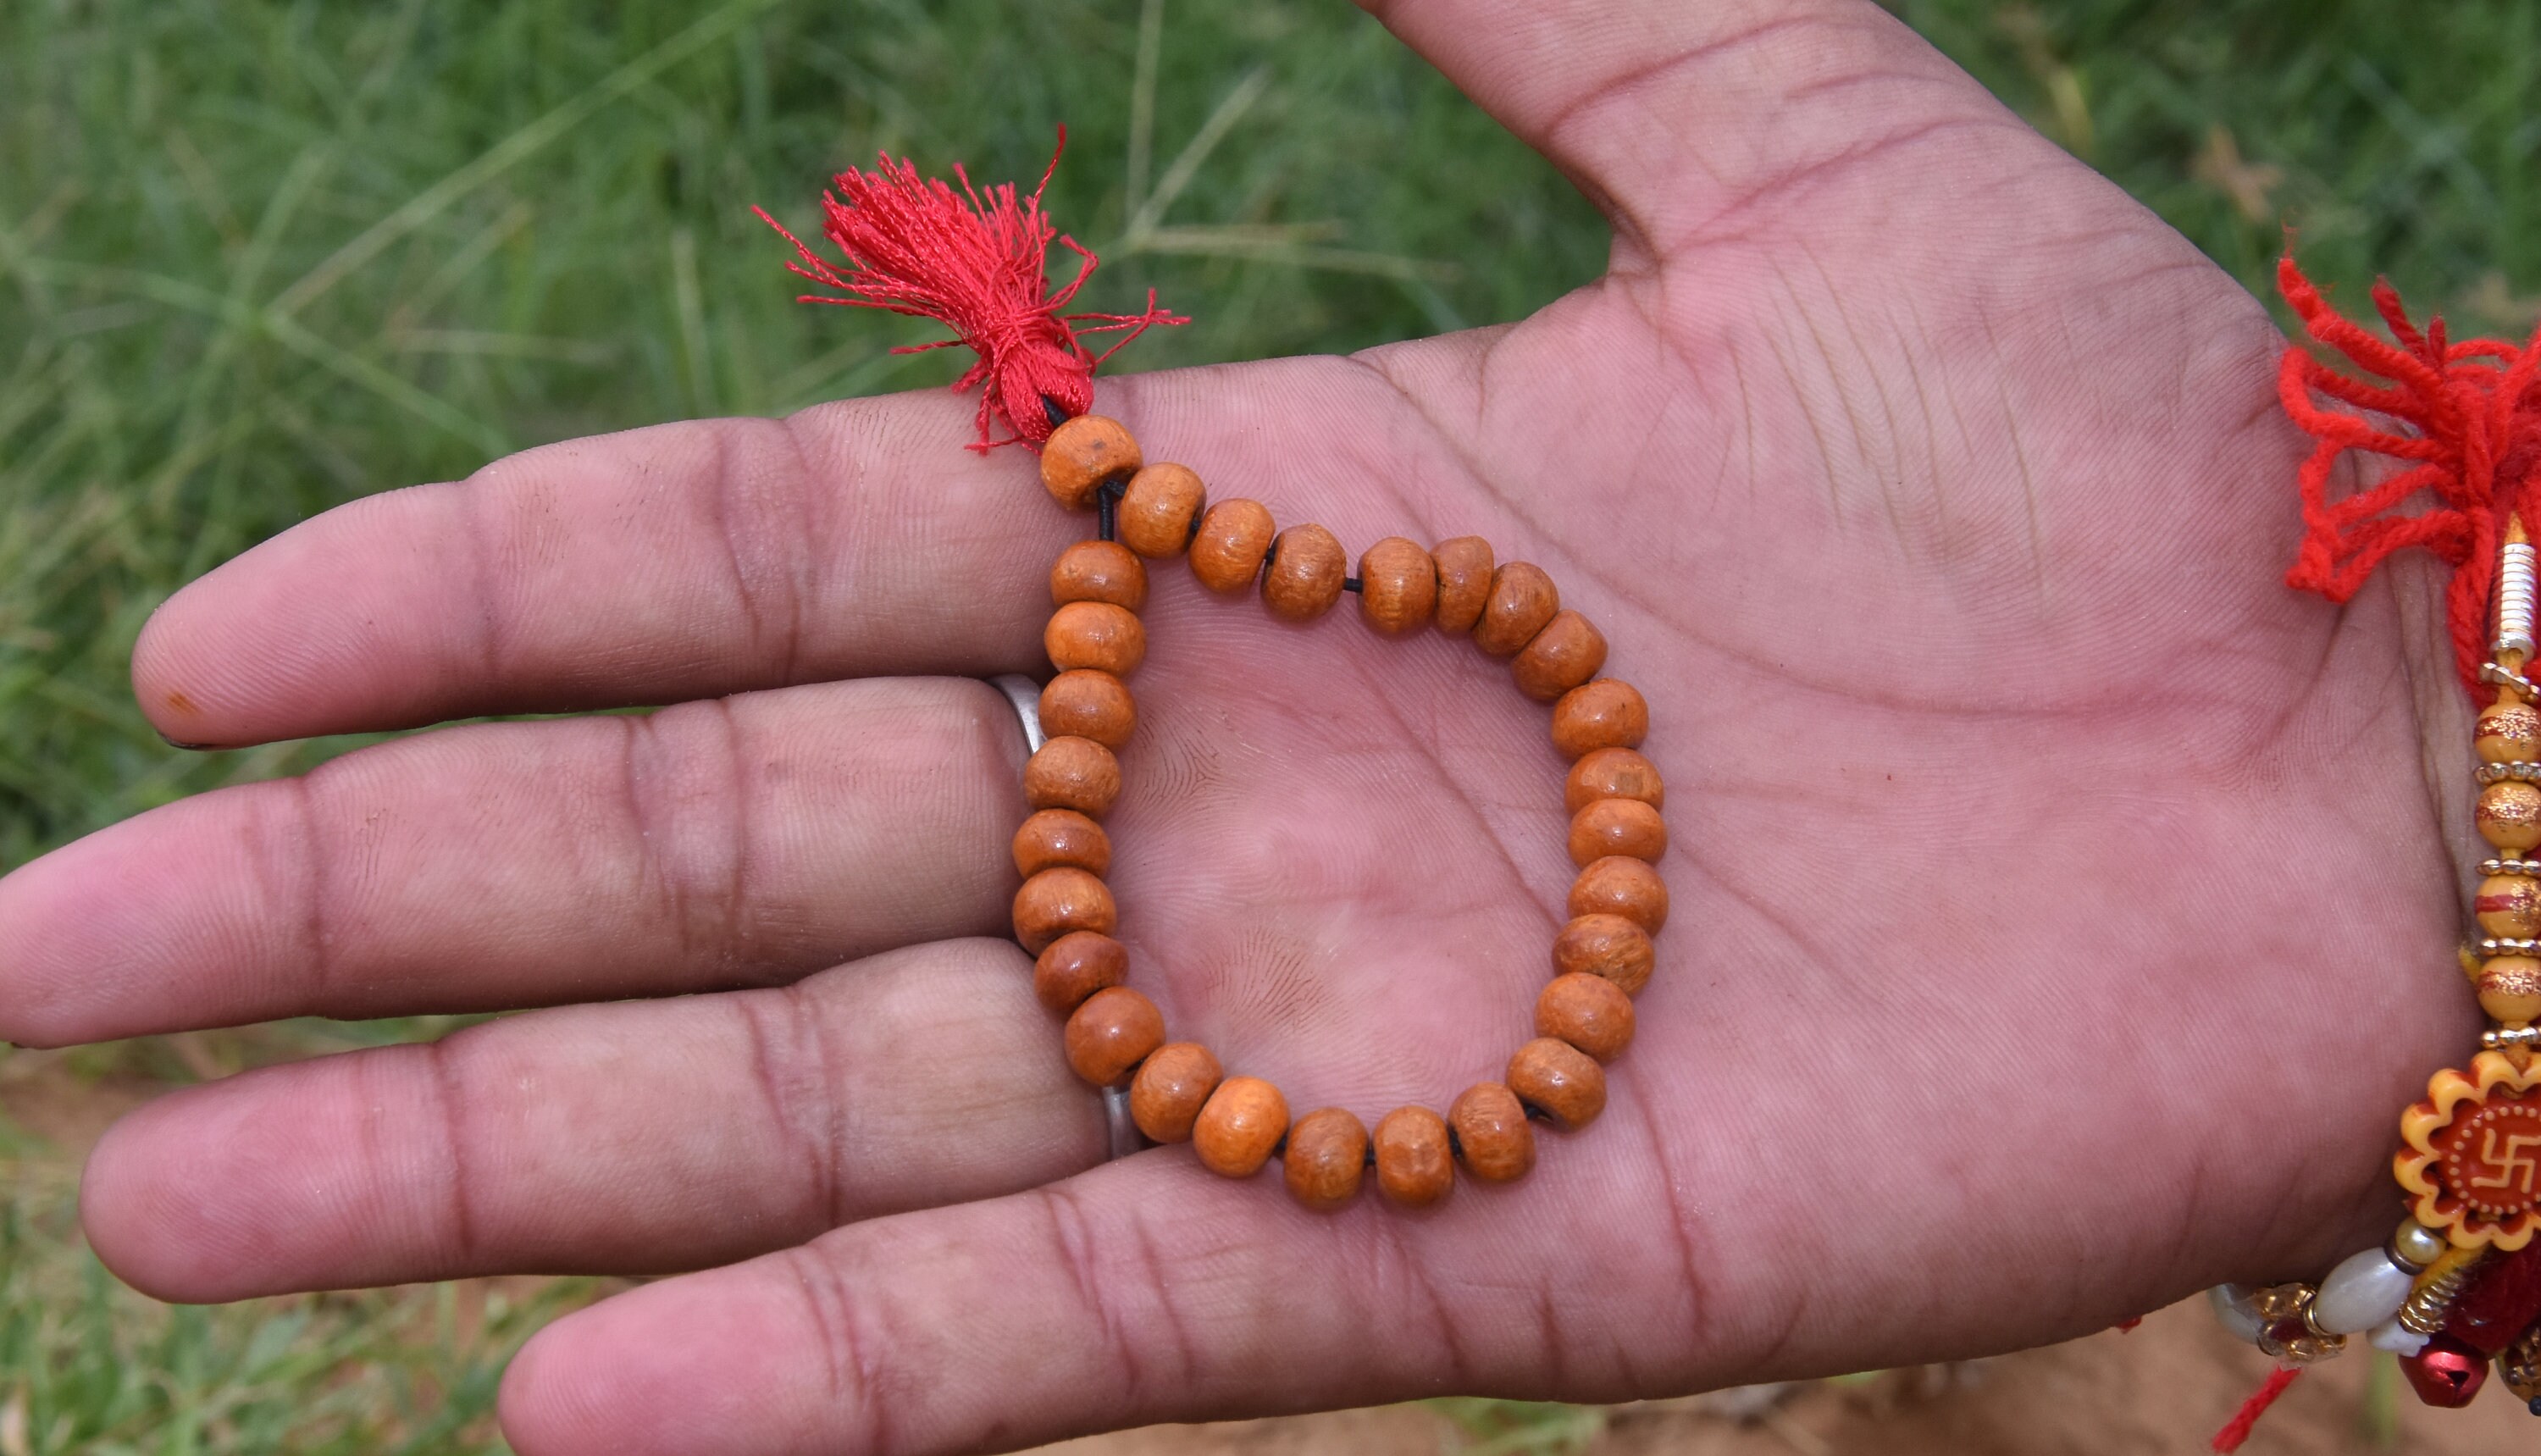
[
  {"xmin": 1511, "ymin": 611, "xmax": 1608, "ymax": 701},
  {"xmin": 1189, "ymin": 499, "xmax": 1276, "ymax": 592},
  {"xmin": 1283, "ymin": 1107, "xmax": 1370, "ymax": 1211},
  {"xmin": 1507, "ymin": 1037, "xmax": 1607, "ymax": 1130},
  {"xmin": 1044, "ymin": 601, "xmax": 1146, "ymax": 677},
  {"xmin": 1448, "ymin": 1082, "xmax": 1535, "ymax": 1183},
  {"xmin": 1372, "ymin": 1106, "xmax": 1454, "ymax": 1207},
  {"xmin": 1262, "ymin": 523, "xmax": 1348, "ymax": 621},
  {"xmin": 1472, "ymin": 562, "xmax": 1559, "ymax": 656},
  {"xmin": 1564, "ymin": 747, "xmax": 1665, "ymax": 815},
  {"xmin": 1038, "ymin": 670, "xmax": 1136, "ymax": 749},
  {"xmin": 2483, "ymin": 782, "xmax": 2541, "ymax": 851},
  {"xmin": 1553, "ymin": 913, "xmax": 1656, "ymax": 994},
  {"xmin": 1118, "ymin": 462, "xmax": 1206, "ymax": 558},
  {"xmin": 2478, "ymin": 874, "xmax": 2541, "ymax": 939},
  {"xmin": 1013, "ymin": 866, "xmax": 1117, "ymax": 954},
  {"xmin": 1568, "ymin": 798, "xmax": 1666, "ymax": 866},
  {"xmin": 1432, "ymin": 536, "xmax": 1495, "ymax": 635},
  {"xmin": 1568, "ymin": 855, "xmax": 1669, "ymax": 934},
  {"xmin": 1032, "ymin": 930, "xmax": 1127, "ymax": 1012},
  {"xmin": 1193, "ymin": 1076, "xmax": 1289, "ymax": 1178},
  {"xmin": 2480, "ymin": 699, "xmax": 2541, "ymax": 764},
  {"xmin": 1049, "ymin": 540, "xmax": 1149, "ymax": 611},
  {"xmin": 1039, "ymin": 414, "xmax": 1141, "ymax": 510},
  {"xmin": 1130, "ymin": 1041, "xmax": 1222, "ymax": 1143},
  {"xmin": 1358, "ymin": 537, "xmax": 1437, "ymax": 635},
  {"xmin": 1024, "ymin": 736, "xmax": 1121, "ymax": 817},
  {"xmin": 1551, "ymin": 678, "xmax": 1649, "ymax": 760},
  {"xmin": 1064, "ymin": 985, "xmax": 1164, "ymax": 1086},
  {"xmin": 1013, "ymin": 808, "xmax": 1112, "ymax": 880},
  {"xmin": 1536, "ymin": 972, "xmax": 1636, "ymax": 1061}
]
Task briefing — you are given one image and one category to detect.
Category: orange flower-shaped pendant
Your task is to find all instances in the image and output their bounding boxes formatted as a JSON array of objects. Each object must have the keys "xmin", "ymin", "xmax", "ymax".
[{"xmin": 2398, "ymin": 1052, "xmax": 2541, "ymax": 1251}]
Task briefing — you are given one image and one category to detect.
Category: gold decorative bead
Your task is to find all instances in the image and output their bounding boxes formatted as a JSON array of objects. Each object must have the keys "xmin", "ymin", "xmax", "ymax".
[
  {"xmin": 1040, "ymin": 415, "xmax": 1142, "ymax": 510},
  {"xmin": 2480, "ymin": 956, "xmax": 2541, "ymax": 1025},
  {"xmin": 2478, "ymin": 874, "xmax": 2541, "ymax": 939},
  {"xmin": 2480, "ymin": 700, "xmax": 2541, "ymax": 764}
]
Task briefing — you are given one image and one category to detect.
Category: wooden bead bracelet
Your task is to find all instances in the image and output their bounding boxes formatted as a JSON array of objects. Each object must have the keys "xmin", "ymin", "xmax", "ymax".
[
  {"xmin": 1010, "ymin": 411, "xmax": 1666, "ymax": 1210},
  {"xmin": 758, "ymin": 138, "xmax": 1665, "ymax": 1210}
]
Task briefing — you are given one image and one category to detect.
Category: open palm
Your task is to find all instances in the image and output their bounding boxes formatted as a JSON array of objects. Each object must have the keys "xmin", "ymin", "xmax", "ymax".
[{"xmin": 0, "ymin": 2, "xmax": 2472, "ymax": 1453}]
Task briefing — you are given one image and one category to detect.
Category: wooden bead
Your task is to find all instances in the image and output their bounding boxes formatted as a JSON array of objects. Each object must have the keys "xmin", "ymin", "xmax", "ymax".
[
  {"xmin": 1013, "ymin": 807, "xmax": 1112, "ymax": 879},
  {"xmin": 1189, "ymin": 499, "xmax": 1276, "ymax": 592},
  {"xmin": 1358, "ymin": 537, "xmax": 1437, "ymax": 634},
  {"xmin": 1039, "ymin": 415, "xmax": 1141, "ymax": 510},
  {"xmin": 1553, "ymin": 913, "xmax": 1656, "ymax": 994},
  {"xmin": 1372, "ymin": 1106, "xmax": 1454, "ymax": 1207},
  {"xmin": 1565, "ymin": 747, "xmax": 1665, "ymax": 815},
  {"xmin": 1431, "ymin": 536, "xmax": 1495, "ymax": 635},
  {"xmin": 1569, "ymin": 798, "xmax": 1667, "ymax": 866},
  {"xmin": 1508, "ymin": 1038, "xmax": 1606, "ymax": 1130},
  {"xmin": 1262, "ymin": 523, "xmax": 1348, "ymax": 621},
  {"xmin": 1044, "ymin": 601, "xmax": 1146, "ymax": 676},
  {"xmin": 1033, "ymin": 930, "xmax": 1127, "ymax": 1013},
  {"xmin": 1130, "ymin": 1041, "xmax": 1222, "ymax": 1143},
  {"xmin": 1024, "ymin": 736, "xmax": 1121, "ymax": 817},
  {"xmin": 1471, "ymin": 562, "xmax": 1558, "ymax": 656},
  {"xmin": 1013, "ymin": 866, "xmax": 1117, "ymax": 954},
  {"xmin": 2478, "ymin": 874, "xmax": 2541, "ymax": 939},
  {"xmin": 1511, "ymin": 611, "xmax": 1608, "ymax": 701},
  {"xmin": 2482, "ymin": 958, "xmax": 2541, "ymax": 1026},
  {"xmin": 1119, "ymin": 462, "xmax": 1206, "ymax": 558},
  {"xmin": 1038, "ymin": 670, "xmax": 1136, "ymax": 749},
  {"xmin": 1568, "ymin": 855, "xmax": 1669, "ymax": 933},
  {"xmin": 1049, "ymin": 540, "xmax": 1149, "ymax": 611},
  {"xmin": 2480, "ymin": 699, "xmax": 2541, "ymax": 764},
  {"xmin": 1448, "ymin": 1082, "xmax": 1535, "ymax": 1183},
  {"xmin": 1551, "ymin": 678, "xmax": 1649, "ymax": 760},
  {"xmin": 1193, "ymin": 1076, "xmax": 1289, "ymax": 1178},
  {"xmin": 2483, "ymin": 782, "xmax": 2541, "ymax": 851},
  {"xmin": 1064, "ymin": 985, "xmax": 1164, "ymax": 1086},
  {"xmin": 1536, "ymin": 972, "xmax": 1636, "ymax": 1061},
  {"xmin": 1283, "ymin": 1108, "xmax": 1370, "ymax": 1211}
]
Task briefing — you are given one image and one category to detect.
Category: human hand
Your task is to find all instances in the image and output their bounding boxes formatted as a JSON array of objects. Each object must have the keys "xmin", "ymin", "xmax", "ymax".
[{"xmin": 0, "ymin": 1, "xmax": 2468, "ymax": 1452}]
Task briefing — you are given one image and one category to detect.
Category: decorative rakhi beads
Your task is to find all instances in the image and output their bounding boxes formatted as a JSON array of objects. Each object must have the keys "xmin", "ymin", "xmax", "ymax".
[{"xmin": 1012, "ymin": 412, "xmax": 1666, "ymax": 1210}]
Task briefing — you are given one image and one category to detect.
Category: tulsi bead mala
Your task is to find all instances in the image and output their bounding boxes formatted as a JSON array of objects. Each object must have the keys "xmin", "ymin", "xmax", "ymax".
[{"xmin": 1018, "ymin": 412, "xmax": 1666, "ymax": 1209}]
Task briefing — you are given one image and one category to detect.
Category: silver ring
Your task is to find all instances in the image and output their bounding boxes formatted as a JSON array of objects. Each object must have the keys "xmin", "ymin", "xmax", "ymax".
[
  {"xmin": 1102, "ymin": 1086, "xmax": 1144, "ymax": 1160},
  {"xmin": 988, "ymin": 673, "xmax": 1046, "ymax": 754}
]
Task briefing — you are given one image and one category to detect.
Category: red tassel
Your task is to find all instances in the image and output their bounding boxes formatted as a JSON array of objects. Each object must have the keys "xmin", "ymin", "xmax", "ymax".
[
  {"xmin": 2210, "ymin": 1365, "xmax": 2301, "ymax": 1453},
  {"xmin": 754, "ymin": 127, "xmax": 1185, "ymax": 451},
  {"xmin": 2278, "ymin": 255, "xmax": 2541, "ymax": 697}
]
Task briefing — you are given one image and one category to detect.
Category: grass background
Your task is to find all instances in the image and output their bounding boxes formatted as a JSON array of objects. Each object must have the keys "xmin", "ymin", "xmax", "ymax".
[{"xmin": 0, "ymin": 0, "xmax": 2534, "ymax": 1448}]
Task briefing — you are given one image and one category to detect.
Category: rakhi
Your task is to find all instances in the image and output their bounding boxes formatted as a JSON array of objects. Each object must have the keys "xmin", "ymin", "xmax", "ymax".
[
  {"xmin": 2206, "ymin": 259, "xmax": 2541, "ymax": 1448},
  {"xmin": 756, "ymin": 138, "xmax": 1666, "ymax": 1209}
]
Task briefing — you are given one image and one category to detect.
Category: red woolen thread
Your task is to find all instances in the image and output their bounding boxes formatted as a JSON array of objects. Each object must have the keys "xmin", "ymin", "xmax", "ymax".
[
  {"xmin": 753, "ymin": 127, "xmax": 1185, "ymax": 451},
  {"xmin": 2210, "ymin": 1365, "xmax": 2301, "ymax": 1453},
  {"xmin": 2279, "ymin": 255, "xmax": 2541, "ymax": 697}
]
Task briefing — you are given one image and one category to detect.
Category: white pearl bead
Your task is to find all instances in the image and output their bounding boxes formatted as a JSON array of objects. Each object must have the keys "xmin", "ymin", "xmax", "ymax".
[
  {"xmin": 2370, "ymin": 1318, "xmax": 2430, "ymax": 1356},
  {"xmin": 2394, "ymin": 1219, "xmax": 2447, "ymax": 1269},
  {"xmin": 2314, "ymin": 1246, "xmax": 2416, "ymax": 1334},
  {"xmin": 2209, "ymin": 1283, "xmax": 2264, "ymax": 1343}
]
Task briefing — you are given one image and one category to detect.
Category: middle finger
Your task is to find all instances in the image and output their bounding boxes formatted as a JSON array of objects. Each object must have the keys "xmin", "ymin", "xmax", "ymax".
[{"xmin": 0, "ymin": 676, "xmax": 1023, "ymax": 1045}]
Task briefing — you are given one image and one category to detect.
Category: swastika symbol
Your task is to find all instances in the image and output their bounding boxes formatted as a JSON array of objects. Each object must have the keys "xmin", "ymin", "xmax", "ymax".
[{"xmin": 2472, "ymin": 1129, "xmax": 2541, "ymax": 1196}]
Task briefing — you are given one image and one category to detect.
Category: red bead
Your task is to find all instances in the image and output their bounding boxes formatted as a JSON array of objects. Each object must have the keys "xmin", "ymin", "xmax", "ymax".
[
  {"xmin": 2447, "ymin": 1241, "xmax": 2541, "ymax": 1354},
  {"xmin": 2402, "ymin": 1332, "xmax": 2490, "ymax": 1408}
]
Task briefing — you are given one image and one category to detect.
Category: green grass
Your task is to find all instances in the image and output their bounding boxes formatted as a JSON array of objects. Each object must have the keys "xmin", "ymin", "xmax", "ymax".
[{"xmin": 2, "ymin": 0, "xmax": 2538, "ymax": 1450}]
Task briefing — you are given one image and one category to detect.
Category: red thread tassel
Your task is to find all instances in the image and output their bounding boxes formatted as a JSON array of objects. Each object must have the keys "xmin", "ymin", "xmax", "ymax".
[
  {"xmin": 754, "ymin": 127, "xmax": 1184, "ymax": 451},
  {"xmin": 2210, "ymin": 1365, "xmax": 2301, "ymax": 1453},
  {"xmin": 2278, "ymin": 255, "xmax": 2541, "ymax": 697}
]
